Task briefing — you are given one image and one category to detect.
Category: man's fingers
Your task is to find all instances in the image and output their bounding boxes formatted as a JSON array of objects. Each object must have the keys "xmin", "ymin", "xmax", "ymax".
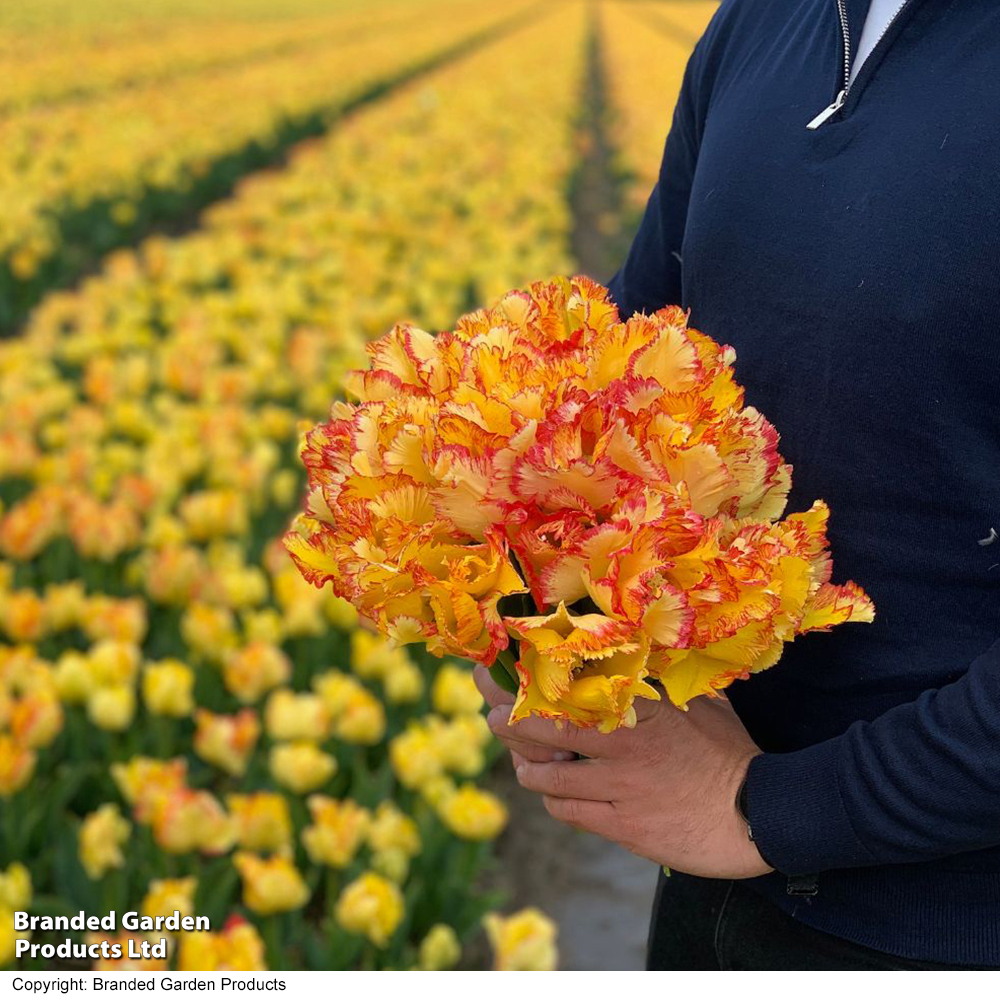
[
  {"xmin": 633, "ymin": 693, "xmax": 663, "ymax": 723},
  {"xmin": 473, "ymin": 664, "xmax": 515, "ymax": 709},
  {"xmin": 510, "ymin": 743, "xmax": 576, "ymax": 763},
  {"xmin": 487, "ymin": 704, "xmax": 577, "ymax": 762},
  {"xmin": 542, "ymin": 795, "xmax": 618, "ymax": 837},
  {"xmin": 516, "ymin": 759, "xmax": 612, "ymax": 801},
  {"xmin": 487, "ymin": 706, "xmax": 617, "ymax": 758},
  {"xmin": 490, "ymin": 720, "xmax": 578, "ymax": 762}
]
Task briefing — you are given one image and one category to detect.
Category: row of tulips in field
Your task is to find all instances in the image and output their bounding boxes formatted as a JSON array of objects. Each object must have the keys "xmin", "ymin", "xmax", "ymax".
[
  {"xmin": 0, "ymin": 0, "xmax": 534, "ymax": 329},
  {"xmin": 0, "ymin": 1, "xmax": 442, "ymax": 115}
]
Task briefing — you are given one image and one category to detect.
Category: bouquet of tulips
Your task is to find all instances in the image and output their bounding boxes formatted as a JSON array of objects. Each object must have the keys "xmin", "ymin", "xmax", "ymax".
[{"xmin": 287, "ymin": 277, "xmax": 873, "ymax": 732}]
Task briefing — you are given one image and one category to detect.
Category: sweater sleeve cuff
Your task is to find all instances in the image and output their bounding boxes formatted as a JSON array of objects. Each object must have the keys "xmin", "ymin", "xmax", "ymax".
[{"xmin": 745, "ymin": 737, "xmax": 879, "ymax": 876}]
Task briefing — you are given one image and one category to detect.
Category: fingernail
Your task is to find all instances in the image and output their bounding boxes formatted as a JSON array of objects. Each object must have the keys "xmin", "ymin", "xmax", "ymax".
[
  {"xmin": 515, "ymin": 765, "xmax": 525, "ymax": 781},
  {"xmin": 553, "ymin": 751, "xmax": 576, "ymax": 762}
]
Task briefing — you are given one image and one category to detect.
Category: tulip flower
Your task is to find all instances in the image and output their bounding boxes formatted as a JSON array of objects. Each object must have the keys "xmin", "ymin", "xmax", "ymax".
[
  {"xmin": 334, "ymin": 872, "xmax": 404, "ymax": 947},
  {"xmin": 268, "ymin": 741, "xmax": 336, "ymax": 794},
  {"xmin": 142, "ymin": 659, "xmax": 195, "ymax": 717},
  {"xmin": 431, "ymin": 663, "xmax": 484, "ymax": 717},
  {"xmin": 0, "ymin": 735, "xmax": 36, "ymax": 797},
  {"xmin": 150, "ymin": 788, "xmax": 235, "ymax": 856},
  {"xmin": 418, "ymin": 924, "xmax": 461, "ymax": 971},
  {"xmin": 367, "ymin": 802, "xmax": 420, "ymax": 858},
  {"xmin": 437, "ymin": 784, "xmax": 508, "ymax": 841},
  {"xmin": 87, "ymin": 684, "xmax": 136, "ymax": 731},
  {"xmin": 178, "ymin": 916, "xmax": 267, "ymax": 972},
  {"xmin": 193, "ymin": 709, "xmax": 260, "ymax": 777},
  {"xmin": 0, "ymin": 863, "xmax": 31, "ymax": 912},
  {"xmin": 141, "ymin": 877, "xmax": 198, "ymax": 922},
  {"xmin": 223, "ymin": 642, "xmax": 291, "ymax": 705},
  {"xmin": 263, "ymin": 688, "xmax": 329, "ymax": 742},
  {"xmin": 233, "ymin": 852, "xmax": 309, "ymax": 915},
  {"xmin": 227, "ymin": 793, "xmax": 293, "ymax": 854},
  {"xmin": 79, "ymin": 804, "xmax": 131, "ymax": 880},
  {"xmin": 301, "ymin": 796, "xmax": 370, "ymax": 869},
  {"xmin": 484, "ymin": 908, "xmax": 558, "ymax": 971}
]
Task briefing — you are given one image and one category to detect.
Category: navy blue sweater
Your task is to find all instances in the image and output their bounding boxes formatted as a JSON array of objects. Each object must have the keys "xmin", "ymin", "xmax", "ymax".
[{"xmin": 609, "ymin": 0, "xmax": 1000, "ymax": 966}]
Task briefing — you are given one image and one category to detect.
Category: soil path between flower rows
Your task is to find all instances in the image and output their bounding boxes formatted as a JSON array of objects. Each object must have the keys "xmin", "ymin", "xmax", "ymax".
[
  {"xmin": 492, "ymin": 13, "xmax": 659, "ymax": 971},
  {"xmin": 570, "ymin": 12, "xmax": 635, "ymax": 283},
  {"xmin": 493, "ymin": 765, "xmax": 658, "ymax": 971}
]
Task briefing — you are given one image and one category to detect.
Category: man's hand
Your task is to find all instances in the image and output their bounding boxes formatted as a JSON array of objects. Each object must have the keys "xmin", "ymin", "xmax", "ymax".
[{"xmin": 474, "ymin": 665, "xmax": 773, "ymax": 879}]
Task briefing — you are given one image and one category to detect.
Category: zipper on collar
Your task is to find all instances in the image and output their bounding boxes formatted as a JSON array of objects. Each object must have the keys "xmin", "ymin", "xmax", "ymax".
[
  {"xmin": 807, "ymin": 0, "xmax": 851, "ymax": 129},
  {"xmin": 806, "ymin": 87, "xmax": 847, "ymax": 129},
  {"xmin": 806, "ymin": 0, "xmax": 911, "ymax": 130}
]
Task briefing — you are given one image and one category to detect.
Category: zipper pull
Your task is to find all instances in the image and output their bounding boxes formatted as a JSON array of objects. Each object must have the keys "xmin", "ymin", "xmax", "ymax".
[{"xmin": 806, "ymin": 89, "xmax": 846, "ymax": 130}]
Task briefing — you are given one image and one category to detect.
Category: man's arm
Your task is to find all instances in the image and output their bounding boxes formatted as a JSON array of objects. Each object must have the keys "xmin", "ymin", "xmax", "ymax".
[
  {"xmin": 480, "ymin": 638, "xmax": 1000, "ymax": 879},
  {"xmin": 747, "ymin": 637, "xmax": 1000, "ymax": 874}
]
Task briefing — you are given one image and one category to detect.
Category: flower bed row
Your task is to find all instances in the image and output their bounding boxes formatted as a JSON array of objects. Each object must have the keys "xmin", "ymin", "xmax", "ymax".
[
  {"xmin": 0, "ymin": 0, "xmax": 534, "ymax": 330},
  {"xmin": 0, "ymin": 1, "xmax": 435, "ymax": 115},
  {"xmin": 600, "ymin": 0, "xmax": 719, "ymax": 213}
]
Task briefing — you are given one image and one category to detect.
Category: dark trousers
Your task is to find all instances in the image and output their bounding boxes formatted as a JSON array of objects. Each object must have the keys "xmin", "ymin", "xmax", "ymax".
[{"xmin": 647, "ymin": 871, "xmax": 989, "ymax": 971}]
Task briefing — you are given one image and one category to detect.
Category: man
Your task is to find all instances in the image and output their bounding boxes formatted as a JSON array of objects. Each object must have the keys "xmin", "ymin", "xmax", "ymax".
[{"xmin": 476, "ymin": 0, "xmax": 1000, "ymax": 971}]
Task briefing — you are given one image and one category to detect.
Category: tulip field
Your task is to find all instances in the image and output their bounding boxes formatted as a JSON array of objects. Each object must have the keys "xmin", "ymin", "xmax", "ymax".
[{"xmin": 0, "ymin": 0, "xmax": 715, "ymax": 972}]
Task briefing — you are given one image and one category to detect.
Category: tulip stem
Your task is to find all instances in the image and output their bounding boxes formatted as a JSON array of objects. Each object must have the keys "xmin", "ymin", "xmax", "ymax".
[
  {"xmin": 261, "ymin": 915, "xmax": 283, "ymax": 971},
  {"xmin": 490, "ymin": 649, "xmax": 519, "ymax": 695},
  {"xmin": 325, "ymin": 868, "xmax": 340, "ymax": 912}
]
